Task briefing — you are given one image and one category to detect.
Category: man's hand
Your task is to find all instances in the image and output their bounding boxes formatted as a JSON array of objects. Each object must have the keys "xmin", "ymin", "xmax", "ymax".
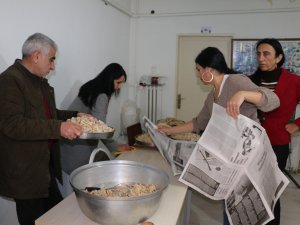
[{"xmin": 60, "ymin": 121, "xmax": 83, "ymax": 139}]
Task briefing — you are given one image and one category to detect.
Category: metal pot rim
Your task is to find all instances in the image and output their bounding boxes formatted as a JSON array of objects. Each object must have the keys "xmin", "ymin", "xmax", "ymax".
[{"xmin": 70, "ymin": 160, "xmax": 169, "ymax": 201}]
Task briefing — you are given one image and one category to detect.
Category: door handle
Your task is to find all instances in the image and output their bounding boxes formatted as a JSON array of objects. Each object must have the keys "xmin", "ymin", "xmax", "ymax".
[{"xmin": 177, "ymin": 94, "xmax": 185, "ymax": 109}]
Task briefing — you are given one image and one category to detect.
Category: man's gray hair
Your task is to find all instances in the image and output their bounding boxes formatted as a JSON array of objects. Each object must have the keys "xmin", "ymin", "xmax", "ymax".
[{"xmin": 22, "ymin": 33, "xmax": 57, "ymax": 58}]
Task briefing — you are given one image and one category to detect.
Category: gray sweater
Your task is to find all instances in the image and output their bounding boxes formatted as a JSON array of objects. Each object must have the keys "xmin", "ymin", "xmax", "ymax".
[
  {"xmin": 68, "ymin": 93, "xmax": 109, "ymax": 122},
  {"xmin": 60, "ymin": 94, "xmax": 116, "ymax": 174},
  {"xmin": 192, "ymin": 74, "xmax": 280, "ymax": 134}
]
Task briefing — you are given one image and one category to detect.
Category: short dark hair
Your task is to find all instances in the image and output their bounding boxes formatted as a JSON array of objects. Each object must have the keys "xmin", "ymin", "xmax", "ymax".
[{"xmin": 22, "ymin": 33, "xmax": 57, "ymax": 58}]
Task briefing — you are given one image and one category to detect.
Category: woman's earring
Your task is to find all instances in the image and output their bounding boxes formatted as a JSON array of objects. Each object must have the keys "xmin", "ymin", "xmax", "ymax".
[{"xmin": 201, "ymin": 71, "xmax": 214, "ymax": 83}]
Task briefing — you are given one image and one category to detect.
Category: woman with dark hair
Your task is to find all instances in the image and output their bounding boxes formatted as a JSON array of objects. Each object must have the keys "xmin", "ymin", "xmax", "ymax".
[
  {"xmin": 158, "ymin": 47, "xmax": 279, "ymax": 136},
  {"xmin": 59, "ymin": 63, "xmax": 129, "ymax": 197},
  {"xmin": 157, "ymin": 47, "xmax": 280, "ymax": 225},
  {"xmin": 250, "ymin": 38, "xmax": 300, "ymax": 225},
  {"xmin": 77, "ymin": 62, "xmax": 126, "ymax": 121}
]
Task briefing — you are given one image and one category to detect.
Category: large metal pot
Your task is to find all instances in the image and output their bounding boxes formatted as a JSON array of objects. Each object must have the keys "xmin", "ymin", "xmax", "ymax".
[{"xmin": 70, "ymin": 159, "xmax": 169, "ymax": 225}]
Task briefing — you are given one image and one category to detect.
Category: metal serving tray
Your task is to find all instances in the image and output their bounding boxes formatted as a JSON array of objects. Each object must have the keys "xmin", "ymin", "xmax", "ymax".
[{"xmin": 79, "ymin": 130, "xmax": 114, "ymax": 140}]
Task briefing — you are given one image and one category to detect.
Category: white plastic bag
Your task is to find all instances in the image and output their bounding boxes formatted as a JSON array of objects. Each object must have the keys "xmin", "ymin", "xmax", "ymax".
[{"xmin": 121, "ymin": 100, "xmax": 139, "ymax": 134}]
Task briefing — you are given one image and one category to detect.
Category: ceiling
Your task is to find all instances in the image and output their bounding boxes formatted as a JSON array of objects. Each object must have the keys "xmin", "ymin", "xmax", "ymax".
[{"xmin": 102, "ymin": 0, "xmax": 300, "ymax": 17}]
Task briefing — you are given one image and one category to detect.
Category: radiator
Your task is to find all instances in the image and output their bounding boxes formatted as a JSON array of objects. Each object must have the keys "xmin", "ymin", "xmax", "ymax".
[{"xmin": 138, "ymin": 85, "xmax": 163, "ymax": 123}]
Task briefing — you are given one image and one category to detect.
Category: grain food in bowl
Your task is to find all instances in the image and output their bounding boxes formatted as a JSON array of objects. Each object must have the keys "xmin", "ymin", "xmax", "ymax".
[
  {"xmin": 70, "ymin": 160, "xmax": 169, "ymax": 225},
  {"xmin": 68, "ymin": 115, "xmax": 114, "ymax": 133},
  {"xmin": 84, "ymin": 183, "xmax": 158, "ymax": 198},
  {"xmin": 156, "ymin": 117, "xmax": 185, "ymax": 127},
  {"xmin": 170, "ymin": 132, "xmax": 200, "ymax": 142},
  {"xmin": 135, "ymin": 133, "xmax": 154, "ymax": 146}
]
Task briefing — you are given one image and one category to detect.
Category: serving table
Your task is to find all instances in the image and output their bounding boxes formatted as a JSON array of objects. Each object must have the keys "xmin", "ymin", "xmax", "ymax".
[{"xmin": 35, "ymin": 148, "xmax": 190, "ymax": 225}]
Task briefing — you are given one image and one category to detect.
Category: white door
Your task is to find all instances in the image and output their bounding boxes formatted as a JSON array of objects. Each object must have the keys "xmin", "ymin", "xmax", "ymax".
[{"xmin": 176, "ymin": 35, "xmax": 232, "ymax": 121}]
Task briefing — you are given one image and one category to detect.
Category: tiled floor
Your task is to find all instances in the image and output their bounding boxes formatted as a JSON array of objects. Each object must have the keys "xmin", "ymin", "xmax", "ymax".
[{"xmin": 189, "ymin": 173, "xmax": 300, "ymax": 225}]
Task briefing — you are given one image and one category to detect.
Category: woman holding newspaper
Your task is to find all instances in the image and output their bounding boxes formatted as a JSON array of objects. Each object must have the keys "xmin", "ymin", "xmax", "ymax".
[
  {"xmin": 158, "ymin": 47, "xmax": 279, "ymax": 136},
  {"xmin": 157, "ymin": 47, "xmax": 280, "ymax": 225}
]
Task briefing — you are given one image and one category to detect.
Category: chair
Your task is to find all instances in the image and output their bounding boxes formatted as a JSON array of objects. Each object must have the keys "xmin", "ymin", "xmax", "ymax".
[{"xmin": 126, "ymin": 123, "xmax": 142, "ymax": 146}]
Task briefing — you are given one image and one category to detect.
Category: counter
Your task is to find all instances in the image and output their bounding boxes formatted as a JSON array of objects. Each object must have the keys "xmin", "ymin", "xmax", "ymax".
[{"xmin": 35, "ymin": 148, "xmax": 190, "ymax": 225}]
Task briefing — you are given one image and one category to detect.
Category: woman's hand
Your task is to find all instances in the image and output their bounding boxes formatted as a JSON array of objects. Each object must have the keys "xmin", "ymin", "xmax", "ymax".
[
  {"xmin": 286, "ymin": 123, "xmax": 300, "ymax": 135},
  {"xmin": 157, "ymin": 121, "xmax": 193, "ymax": 135},
  {"xmin": 117, "ymin": 144, "xmax": 131, "ymax": 151},
  {"xmin": 226, "ymin": 91, "xmax": 245, "ymax": 119},
  {"xmin": 227, "ymin": 91, "xmax": 264, "ymax": 119},
  {"xmin": 156, "ymin": 125, "xmax": 173, "ymax": 135}
]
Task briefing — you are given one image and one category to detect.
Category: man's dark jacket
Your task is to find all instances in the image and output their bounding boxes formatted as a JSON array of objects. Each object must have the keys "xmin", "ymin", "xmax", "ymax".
[{"xmin": 0, "ymin": 60, "xmax": 77, "ymax": 199}]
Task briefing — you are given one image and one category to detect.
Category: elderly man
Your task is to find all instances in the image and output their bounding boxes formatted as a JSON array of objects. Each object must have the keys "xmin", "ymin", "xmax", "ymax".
[{"xmin": 0, "ymin": 33, "xmax": 83, "ymax": 225}]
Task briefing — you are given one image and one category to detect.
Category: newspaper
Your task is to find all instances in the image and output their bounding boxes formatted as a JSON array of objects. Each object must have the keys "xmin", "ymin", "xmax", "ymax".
[
  {"xmin": 143, "ymin": 116, "xmax": 197, "ymax": 176},
  {"xmin": 143, "ymin": 104, "xmax": 289, "ymax": 225}
]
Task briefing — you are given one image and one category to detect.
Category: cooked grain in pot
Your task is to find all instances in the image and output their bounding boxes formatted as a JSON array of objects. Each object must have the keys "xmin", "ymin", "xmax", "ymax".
[{"xmin": 84, "ymin": 183, "xmax": 157, "ymax": 197}]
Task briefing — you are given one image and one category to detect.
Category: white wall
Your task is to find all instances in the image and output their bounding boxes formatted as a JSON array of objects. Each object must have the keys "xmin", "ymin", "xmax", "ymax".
[
  {"xmin": 0, "ymin": 0, "xmax": 131, "ymax": 224},
  {"xmin": 0, "ymin": 0, "xmax": 132, "ymax": 134},
  {"xmin": 1, "ymin": 0, "xmax": 300, "ymax": 223},
  {"xmin": 133, "ymin": 8, "xmax": 300, "ymax": 117},
  {"xmin": 1, "ymin": 0, "xmax": 299, "ymax": 132}
]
